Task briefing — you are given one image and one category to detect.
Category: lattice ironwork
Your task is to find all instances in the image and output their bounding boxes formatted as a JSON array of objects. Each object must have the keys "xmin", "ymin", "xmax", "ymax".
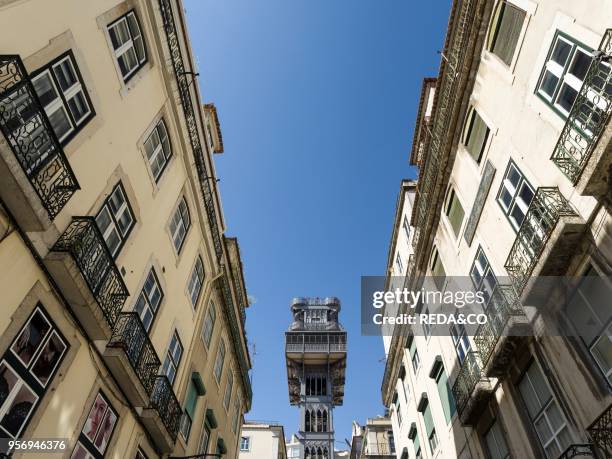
[
  {"xmin": 557, "ymin": 444, "xmax": 596, "ymax": 459},
  {"xmin": 0, "ymin": 55, "xmax": 79, "ymax": 219},
  {"xmin": 158, "ymin": 0, "xmax": 251, "ymax": 403},
  {"xmin": 551, "ymin": 29, "xmax": 612, "ymax": 183},
  {"xmin": 474, "ymin": 284, "xmax": 525, "ymax": 367},
  {"xmin": 588, "ymin": 404, "xmax": 612, "ymax": 457},
  {"xmin": 107, "ymin": 312, "xmax": 161, "ymax": 396},
  {"xmin": 451, "ymin": 351, "xmax": 488, "ymax": 418},
  {"xmin": 149, "ymin": 375, "xmax": 182, "ymax": 442},
  {"xmin": 504, "ymin": 187, "xmax": 577, "ymax": 294},
  {"xmin": 52, "ymin": 217, "xmax": 128, "ymax": 328}
]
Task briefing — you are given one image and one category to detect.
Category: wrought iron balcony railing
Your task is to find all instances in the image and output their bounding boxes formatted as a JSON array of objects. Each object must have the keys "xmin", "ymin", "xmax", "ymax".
[
  {"xmin": 286, "ymin": 332, "xmax": 347, "ymax": 353},
  {"xmin": 52, "ymin": 217, "xmax": 128, "ymax": 328},
  {"xmin": 0, "ymin": 55, "xmax": 79, "ymax": 219},
  {"xmin": 148, "ymin": 375, "xmax": 182, "ymax": 442},
  {"xmin": 587, "ymin": 404, "xmax": 612, "ymax": 457},
  {"xmin": 551, "ymin": 29, "xmax": 612, "ymax": 183},
  {"xmin": 107, "ymin": 312, "xmax": 161, "ymax": 395},
  {"xmin": 451, "ymin": 351, "xmax": 488, "ymax": 418},
  {"xmin": 557, "ymin": 444, "xmax": 596, "ymax": 459},
  {"xmin": 504, "ymin": 187, "xmax": 577, "ymax": 294},
  {"xmin": 474, "ymin": 285, "xmax": 526, "ymax": 369}
]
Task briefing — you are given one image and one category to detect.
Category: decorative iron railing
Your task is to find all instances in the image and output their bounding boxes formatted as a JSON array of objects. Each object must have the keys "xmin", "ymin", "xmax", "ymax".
[
  {"xmin": 551, "ymin": 29, "xmax": 612, "ymax": 183},
  {"xmin": 451, "ymin": 351, "xmax": 487, "ymax": 417},
  {"xmin": 286, "ymin": 332, "xmax": 347, "ymax": 353},
  {"xmin": 149, "ymin": 375, "xmax": 182, "ymax": 442},
  {"xmin": 0, "ymin": 55, "xmax": 79, "ymax": 219},
  {"xmin": 52, "ymin": 217, "xmax": 128, "ymax": 328},
  {"xmin": 557, "ymin": 444, "xmax": 596, "ymax": 459},
  {"xmin": 366, "ymin": 442, "xmax": 392, "ymax": 455},
  {"xmin": 158, "ymin": 0, "xmax": 251, "ymax": 403},
  {"xmin": 474, "ymin": 285, "xmax": 525, "ymax": 367},
  {"xmin": 504, "ymin": 187, "xmax": 577, "ymax": 294},
  {"xmin": 411, "ymin": 0, "xmax": 477, "ymax": 249},
  {"xmin": 587, "ymin": 404, "xmax": 612, "ymax": 457},
  {"xmin": 107, "ymin": 312, "xmax": 161, "ymax": 395}
]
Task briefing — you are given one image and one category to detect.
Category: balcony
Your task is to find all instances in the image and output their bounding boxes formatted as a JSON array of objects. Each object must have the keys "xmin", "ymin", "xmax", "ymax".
[
  {"xmin": 504, "ymin": 187, "xmax": 583, "ymax": 296},
  {"xmin": 285, "ymin": 332, "xmax": 347, "ymax": 362},
  {"xmin": 141, "ymin": 375, "xmax": 182, "ymax": 453},
  {"xmin": 365, "ymin": 443, "xmax": 393, "ymax": 456},
  {"xmin": 557, "ymin": 444, "xmax": 596, "ymax": 459},
  {"xmin": 0, "ymin": 55, "xmax": 79, "ymax": 227},
  {"xmin": 551, "ymin": 29, "xmax": 612, "ymax": 195},
  {"xmin": 451, "ymin": 351, "xmax": 493, "ymax": 425},
  {"xmin": 46, "ymin": 217, "xmax": 128, "ymax": 340},
  {"xmin": 103, "ymin": 313, "xmax": 161, "ymax": 408},
  {"xmin": 587, "ymin": 404, "xmax": 612, "ymax": 457},
  {"xmin": 474, "ymin": 285, "xmax": 530, "ymax": 378}
]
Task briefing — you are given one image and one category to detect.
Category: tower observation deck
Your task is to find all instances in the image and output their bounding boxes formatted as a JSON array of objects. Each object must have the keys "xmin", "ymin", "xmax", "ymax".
[{"xmin": 285, "ymin": 297, "xmax": 347, "ymax": 459}]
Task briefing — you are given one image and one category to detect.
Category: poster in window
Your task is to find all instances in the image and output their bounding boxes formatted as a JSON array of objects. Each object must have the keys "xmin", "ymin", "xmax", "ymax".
[
  {"xmin": 31, "ymin": 332, "xmax": 67, "ymax": 387},
  {"xmin": 11, "ymin": 311, "xmax": 51, "ymax": 367}
]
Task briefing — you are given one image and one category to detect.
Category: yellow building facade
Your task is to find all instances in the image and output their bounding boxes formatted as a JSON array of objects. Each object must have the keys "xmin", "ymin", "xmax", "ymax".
[{"xmin": 0, "ymin": 0, "xmax": 251, "ymax": 458}]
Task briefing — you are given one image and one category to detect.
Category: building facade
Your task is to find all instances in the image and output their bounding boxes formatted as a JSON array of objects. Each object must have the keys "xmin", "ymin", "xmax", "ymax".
[
  {"xmin": 349, "ymin": 417, "xmax": 396, "ymax": 459},
  {"xmin": 285, "ymin": 297, "xmax": 348, "ymax": 459},
  {"xmin": 238, "ymin": 421, "xmax": 288, "ymax": 459},
  {"xmin": 0, "ymin": 0, "xmax": 251, "ymax": 458},
  {"xmin": 382, "ymin": 1, "xmax": 612, "ymax": 458}
]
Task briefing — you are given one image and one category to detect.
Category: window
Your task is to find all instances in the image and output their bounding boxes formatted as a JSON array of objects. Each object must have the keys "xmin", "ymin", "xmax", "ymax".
[
  {"xmin": 71, "ymin": 392, "xmax": 118, "ymax": 458},
  {"xmin": 445, "ymin": 187, "xmax": 465, "ymax": 237},
  {"xmin": 107, "ymin": 11, "xmax": 146, "ymax": 81},
  {"xmin": 484, "ymin": 419, "xmax": 510, "ymax": 459},
  {"xmin": 410, "ymin": 343, "xmax": 420, "ymax": 373},
  {"xmin": 223, "ymin": 371, "xmax": 233, "ymax": 410},
  {"xmin": 451, "ymin": 324, "xmax": 471, "ymax": 364},
  {"xmin": 201, "ymin": 301, "xmax": 217, "ymax": 347},
  {"xmin": 197, "ymin": 423, "xmax": 211, "ymax": 454},
  {"xmin": 395, "ymin": 397, "xmax": 403, "ymax": 427},
  {"xmin": 517, "ymin": 360, "xmax": 572, "ymax": 458},
  {"xmin": 170, "ymin": 197, "xmax": 191, "ymax": 253},
  {"xmin": 162, "ymin": 331, "xmax": 183, "ymax": 386},
  {"xmin": 463, "ymin": 108, "xmax": 490, "ymax": 164},
  {"xmin": 304, "ymin": 309, "xmax": 327, "ymax": 324},
  {"xmin": 0, "ymin": 306, "xmax": 67, "ymax": 439},
  {"xmin": 179, "ymin": 379, "xmax": 198, "ymax": 441},
  {"xmin": 403, "ymin": 216, "xmax": 411, "ymax": 241},
  {"xmin": 232, "ymin": 395, "xmax": 242, "ymax": 434},
  {"xmin": 144, "ymin": 119, "xmax": 172, "ymax": 182},
  {"xmin": 470, "ymin": 247, "xmax": 497, "ymax": 304},
  {"xmin": 133, "ymin": 268, "xmax": 163, "ymax": 332},
  {"xmin": 396, "ymin": 253, "xmax": 404, "ymax": 273},
  {"xmin": 430, "ymin": 247, "xmax": 446, "ymax": 290},
  {"xmin": 496, "ymin": 161, "xmax": 535, "ymax": 231},
  {"xmin": 428, "ymin": 429, "xmax": 439, "ymax": 454},
  {"xmin": 419, "ymin": 398, "xmax": 437, "ymax": 454},
  {"xmin": 487, "ymin": 1, "xmax": 526, "ymax": 66},
  {"xmin": 388, "ymin": 431, "xmax": 396, "ymax": 454},
  {"xmin": 214, "ymin": 339, "xmax": 226, "ymax": 382},
  {"xmin": 240, "ymin": 436, "xmax": 250, "ymax": 451},
  {"xmin": 399, "ymin": 364, "xmax": 410, "ymax": 402},
  {"xmin": 95, "ymin": 183, "xmax": 135, "ymax": 258},
  {"xmin": 420, "ymin": 304, "xmax": 432, "ymax": 339},
  {"xmin": 432, "ymin": 361, "xmax": 456, "ymax": 423},
  {"xmin": 537, "ymin": 32, "xmax": 593, "ymax": 117},
  {"xmin": 305, "ymin": 375, "xmax": 327, "ymax": 396},
  {"xmin": 187, "ymin": 256, "xmax": 204, "ymax": 307},
  {"xmin": 31, "ymin": 51, "xmax": 93, "ymax": 145},
  {"xmin": 565, "ymin": 263, "xmax": 612, "ymax": 385},
  {"xmin": 135, "ymin": 448, "xmax": 148, "ymax": 459}
]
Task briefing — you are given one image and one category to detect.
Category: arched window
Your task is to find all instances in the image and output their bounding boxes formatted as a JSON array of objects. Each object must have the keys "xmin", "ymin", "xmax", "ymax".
[
  {"xmin": 304, "ymin": 447, "xmax": 311, "ymax": 459},
  {"xmin": 322, "ymin": 377, "xmax": 327, "ymax": 395},
  {"xmin": 317, "ymin": 447, "xmax": 323, "ymax": 459},
  {"xmin": 305, "ymin": 410, "xmax": 311, "ymax": 432},
  {"xmin": 323, "ymin": 447, "xmax": 329, "ymax": 459},
  {"xmin": 316, "ymin": 409, "xmax": 322, "ymax": 432},
  {"xmin": 322, "ymin": 409, "xmax": 328, "ymax": 432}
]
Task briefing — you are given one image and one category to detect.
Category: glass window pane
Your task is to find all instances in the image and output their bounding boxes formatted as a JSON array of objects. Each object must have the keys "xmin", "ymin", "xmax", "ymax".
[
  {"xmin": 48, "ymin": 107, "xmax": 72, "ymax": 140},
  {"xmin": 569, "ymin": 49, "xmax": 591, "ymax": 81},
  {"xmin": 540, "ymin": 71, "xmax": 559, "ymax": 98},
  {"xmin": 109, "ymin": 20, "xmax": 130, "ymax": 50},
  {"xmin": 557, "ymin": 83, "xmax": 579, "ymax": 112},
  {"xmin": 67, "ymin": 92, "xmax": 89, "ymax": 123},
  {"xmin": 32, "ymin": 73, "xmax": 59, "ymax": 107},
  {"xmin": 492, "ymin": 2, "xmax": 526, "ymax": 65},
  {"xmin": 551, "ymin": 39, "xmax": 572, "ymax": 66},
  {"xmin": 53, "ymin": 59, "xmax": 77, "ymax": 91},
  {"xmin": 11, "ymin": 311, "xmax": 51, "ymax": 366}
]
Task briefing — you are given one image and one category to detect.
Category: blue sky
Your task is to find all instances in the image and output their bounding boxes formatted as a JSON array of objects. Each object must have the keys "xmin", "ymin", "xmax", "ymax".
[{"xmin": 184, "ymin": 0, "xmax": 451, "ymax": 447}]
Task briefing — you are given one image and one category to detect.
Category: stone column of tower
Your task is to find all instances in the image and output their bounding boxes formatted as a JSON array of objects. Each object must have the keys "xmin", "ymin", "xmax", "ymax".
[{"xmin": 285, "ymin": 297, "xmax": 347, "ymax": 459}]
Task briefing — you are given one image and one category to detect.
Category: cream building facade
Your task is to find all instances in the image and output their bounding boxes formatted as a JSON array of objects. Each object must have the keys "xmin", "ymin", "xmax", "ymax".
[
  {"xmin": 382, "ymin": 0, "xmax": 612, "ymax": 458},
  {"xmin": 0, "ymin": 0, "xmax": 251, "ymax": 458},
  {"xmin": 349, "ymin": 417, "xmax": 396, "ymax": 459},
  {"xmin": 238, "ymin": 421, "xmax": 287, "ymax": 459}
]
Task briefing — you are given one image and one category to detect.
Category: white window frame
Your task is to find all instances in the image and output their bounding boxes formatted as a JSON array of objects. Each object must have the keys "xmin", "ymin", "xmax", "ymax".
[
  {"xmin": 133, "ymin": 268, "xmax": 163, "ymax": 332},
  {"xmin": 95, "ymin": 183, "xmax": 135, "ymax": 258},
  {"xmin": 496, "ymin": 161, "xmax": 535, "ymax": 232},
  {"xmin": 162, "ymin": 331, "xmax": 183, "ymax": 386},
  {"xmin": 223, "ymin": 371, "xmax": 233, "ymax": 410},
  {"xmin": 201, "ymin": 301, "xmax": 217, "ymax": 347},
  {"xmin": 170, "ymin": 197, "xmax": 191, "ymax": 253},
  {"xmin": 240, "ymin": 436, "xmax": 250, "ymax": 451},
  {"xmin": 214, "ymin": 339, "xmax": 226, "ymax": 383},
  {"xmin": 187, "ymin": 256, "xmax": 205, "ymax": 307},
  {"xmin": 144, "ymin": 119, "xmax": 172, "ymax": 182},
  {"xmin": 107, "ymin": 10, "xmax": 147, "ymax": 82}
]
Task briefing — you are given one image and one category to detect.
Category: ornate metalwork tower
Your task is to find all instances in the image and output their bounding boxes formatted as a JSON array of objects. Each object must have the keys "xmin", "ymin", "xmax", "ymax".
[{"xmin": 285, "ymin": 297, "xmax": 347, "ymax": 459}]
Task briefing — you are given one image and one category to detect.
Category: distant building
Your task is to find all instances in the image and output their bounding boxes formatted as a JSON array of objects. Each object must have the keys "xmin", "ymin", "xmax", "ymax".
[
  {"xmin": 239, "ymin": 421, "xmax": 287, "ymax": 459},
  {"xmin": 286, "ymin": 434, "xmax": 302, "ymax": 459},
  {"xmin": 349, "ymin": 417, "xmax": 396, "ymax": 459},
  {"xmin": 285, "ymin": 297, "xmax": 348, "ymax": 459}
]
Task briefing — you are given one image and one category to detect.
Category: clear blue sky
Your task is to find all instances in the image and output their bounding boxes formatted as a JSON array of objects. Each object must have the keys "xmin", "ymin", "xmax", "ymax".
[{"xmin": 184, "ymin": 0, "xmax": 451, "ymax": 447}]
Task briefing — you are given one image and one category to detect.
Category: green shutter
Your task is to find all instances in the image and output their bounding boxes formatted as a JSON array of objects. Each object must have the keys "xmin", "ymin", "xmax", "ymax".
[
  {"xmin": 466, "ymin": 111, "xmax": 489, "ymax": 163},
  {"xmin": 492, "ymin": 1, "xmax": 526, "ymax": 65},
  {"xmin": 447, "ymin": 191, "xmax": 465, "ymax": 236},
  {"xmin": 436, "ymin": 368, "xmax": 456, "ymax": 423},
  {"xmin": 185, "ymin": 381, "xmax": 197, "ymax": 418},
  {"xmin": 413, "ymin": 435, "xmax": 420, "ymax": 457},
  {"xmin": 423, "ymin": 403, "xmax": 434, "ymax": 436}
]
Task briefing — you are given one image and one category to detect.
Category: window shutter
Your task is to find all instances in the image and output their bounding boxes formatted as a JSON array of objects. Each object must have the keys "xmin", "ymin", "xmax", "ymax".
[
  {"xmin": 423, "ymin": 403, "xmax": 435, "ymax": 436},
  {"xmin": 185, "ymin": 381, "xmax": 198, "ymax": 418},
  {"xmin": 448, "ymin": 194, "xmax": 465, "ymax": 236},
  {"xmin": 435, "ymin": 369, "xmax": 456, "ymax": 423},
  {"xmin": 492, "ymin": 1, "xmax": 526, "ymax": 65},
  {"xmin": 466, "ymin": 111, "xmax": 489, "ymax": 163}
]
